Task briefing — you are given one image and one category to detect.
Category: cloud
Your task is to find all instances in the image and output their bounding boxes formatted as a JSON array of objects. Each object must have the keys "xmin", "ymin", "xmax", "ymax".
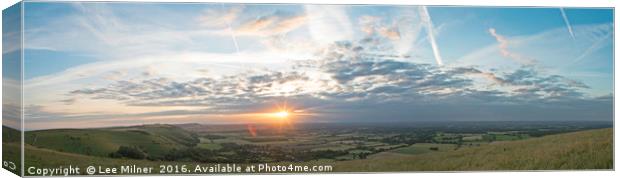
[
  {"xmin": 2, "ymin": 103, "xmax": 21, "ymax": 129},
  {"xmin": 199, "ymin": 5, "xmax": 309, "ymax": 37},
  {"xmin": 197, "ymin": 6, "xmax": 243, "ymax": 29},
  {"xmin": 234, "ymin": 14, "xmax": 308, "ymax": 36},
  {"xmin": 23, "ymin": 104, "xmax": 236, "ymax": 130},
  {"xmin": 22, "ymin": 36, "xmax": 609, "ymax": 128},
  {"xmin": 305, "ymin": 5, "xmax": 353, "ymax": 45},
  {"xmin": 356, "ymin": 9, "xmax": 426, "ymax": 57},
  {"xmin": 20, "ymin": 4, "xmax": 612, "ymax": 128},
  {"xmin": 358, "ymin": 15, "xmax": 380, "ymax": 35},
  {"xmin": 68, "ymin": 71, "xmax": 312, "ymax": 107},
  {"xmin": 358, "ymin": 15, "xmax": 401, "ymax": 40},
  {"xmin": 502, "ymin": 68, "xmax": 589, "ymax": 99},
  {"xmin": 3, "ymin": 77, "xmax": 22, "ymax": 129},
  {"xmin": 25, "ymin": 3, "xmax": 234, "ymax": 58},
  {"xmin": 197, "ymin": 5, "xmax": 243, "ymax": 54},
  {"xmin": 448, "ymin": 67, "xmax": 506, "ymax": 85},
  {"xmin": 488, "ymin": 28, "xmax": 537, "ymax": 65},
  {"xmin": 65, "ymin": 39, "xmax": 596, "ymax": 111},
  {"xmin": 2, "ymin": 31, "xmax": 21, "ymax": 55},
  {"xmin": 236, "ymin": 16, "xmax": 277, "ymax": 34},
  {"xmin": 312, "ymin": 43, "xmax": 470, "ymax": 97},
  {"xmin": 316, "ymin": 40, "xmax": 595, "ymax": 103},
  {"xmin": 378, "ymin": 27, "xmax": 401, "ymax": 41},
  {"xmin": 457, "ymin": 23, "xmax": 612, "ymax": 78},
  {"xmin": 268, "ymin": 15, "xmax": 308, "ymax": 34}
]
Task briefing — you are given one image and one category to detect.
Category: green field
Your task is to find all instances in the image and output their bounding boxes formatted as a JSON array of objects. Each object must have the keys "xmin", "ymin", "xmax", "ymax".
[
  {"xmin": 311, "ymin": 145, "xmax": 357, "ymax": 151},
  {"xmin": 391, "ymin": 143, "xmax": 457, "ymax": 155},
  {"xmin": 197, "ymin": 143, "xmax": 223, "ymax": 150}
]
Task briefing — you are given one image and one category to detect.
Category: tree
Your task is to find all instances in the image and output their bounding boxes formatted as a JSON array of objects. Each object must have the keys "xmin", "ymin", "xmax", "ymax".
[{"xmin": 114, "ymin": 146, "xmax": 146, "ymax": 159}]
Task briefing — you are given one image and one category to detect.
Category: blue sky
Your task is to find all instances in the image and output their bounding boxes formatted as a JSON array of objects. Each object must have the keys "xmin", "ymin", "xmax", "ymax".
[
  {"xmin": 11, "ymin": 2, "xmax": 613, "ymax": 129},
  {"xmin": 2, "ymin": 2, "xmax": 22, "ymax": 129}
]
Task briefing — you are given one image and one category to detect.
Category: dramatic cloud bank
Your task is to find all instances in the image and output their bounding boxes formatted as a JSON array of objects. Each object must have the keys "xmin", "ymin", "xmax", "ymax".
[{"xmin": 61, "ymin": 39, "xmax": 609, "ymax": 124}]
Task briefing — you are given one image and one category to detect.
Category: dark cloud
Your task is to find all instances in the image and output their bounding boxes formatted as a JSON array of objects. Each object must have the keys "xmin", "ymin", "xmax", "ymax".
[
  {"xmin": 70, "ymin": 88, "xmax": 107, "ymax": 95},
  {"xmin": 59, "ymin": 98, "xmax": 76, "ymax": 105},
  {"xmin": 502, "ymin": 68, "xmax": 589, "ymax": 99}
]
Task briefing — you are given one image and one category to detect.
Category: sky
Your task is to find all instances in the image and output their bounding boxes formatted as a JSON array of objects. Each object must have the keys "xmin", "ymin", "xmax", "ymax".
[{"xmin": 6, "ymin": 2, "xmax": 613, "ymax": 130}]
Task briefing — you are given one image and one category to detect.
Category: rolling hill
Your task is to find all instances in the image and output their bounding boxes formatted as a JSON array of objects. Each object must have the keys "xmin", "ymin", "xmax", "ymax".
[
  {"xmin": 2, "ymin": 125, "xmax": 21, "ymax": 143},
  {"xmin": 2, "ymin": 126, "xmax": 22, "ymax": 175},
  {"xmin": 23, "ymin": 124, "xmax": 199, "ymax": 159},
  {"xmin": 333, "ymin": 128, "xmax": 613, "ymax": 171},
  {"xmin": 6, "ymin": 126, "xmax": 612, "ymax": 175}
]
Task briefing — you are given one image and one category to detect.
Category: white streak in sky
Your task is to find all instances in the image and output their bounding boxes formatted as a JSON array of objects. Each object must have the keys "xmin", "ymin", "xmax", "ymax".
[
  {"xmin": 560, "ymin": 8, "xmax": 575, "ymax": 40},
  {"xmin": 221, "ymin": 3, "xmax": 241, "ymax": 55},
  {"xmin": 570, "ymin": 31, "xmax": 612, "ymax": 65},
  {"xmin": 228, "ymin": 25, "xmax": 241, "ymax": 55},
  {"xmin": 420, "ymin": 6, "xmax": 444, "ymax": 66}
]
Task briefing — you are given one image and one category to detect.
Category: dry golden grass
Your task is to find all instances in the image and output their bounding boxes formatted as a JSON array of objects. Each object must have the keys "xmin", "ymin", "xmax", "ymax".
[{"xmin": 334, "ymin": 128, "xmax": 613, "ymax": 171}]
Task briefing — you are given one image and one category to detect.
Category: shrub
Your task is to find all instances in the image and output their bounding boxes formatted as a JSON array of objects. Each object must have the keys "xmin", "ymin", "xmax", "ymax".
[{"xmin": 114, "ymin": 146, "xmax": 146, "ymax": 159}]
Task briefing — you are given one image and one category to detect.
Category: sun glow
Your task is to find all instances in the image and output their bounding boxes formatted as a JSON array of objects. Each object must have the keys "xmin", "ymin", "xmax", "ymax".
[{"xmin": 273, "ymin": 110, "xmax": 290, "ymax": 119}]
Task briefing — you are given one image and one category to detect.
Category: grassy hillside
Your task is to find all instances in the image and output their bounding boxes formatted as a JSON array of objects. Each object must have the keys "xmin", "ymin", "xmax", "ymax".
[
  {"xmin": 108, "ymin": 124, "xmax": 199, "ymax": 147},
  {"xmin": 24, "ymin": 124, "xmax": 199, "ymax": 159},
  {"xmin": 2, "ymin": 126, "xmax": 21, "ymax": 143},
  {"xmin": 16, "ymin": 127, "xmax": 613, "ymax": 174},
  {"xmin": 15, "ymin": 142, "xmax": 178, "ymax": 176},
  {"xmin": 2, "ymin": 126, "xmax": 22, "ymax": 175},
  {"xmin": 334, "ymin": 128, "xmax": 613, "ymax": 171}
]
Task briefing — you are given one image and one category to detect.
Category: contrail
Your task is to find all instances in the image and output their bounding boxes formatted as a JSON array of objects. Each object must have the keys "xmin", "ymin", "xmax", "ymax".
[
  {"xmin": 560, "ymin": 8, "xmax": 575, "ymax": 40},
  {"xmin": 420, "ymin": 6, "xmax": 444, "ymax": 66},
  {"xmin": 220, "ymin": 3, "xmax": 241, "ymax": 55},
  {"xmin": 569, "ymin": 31, "xmax": 611, "ymax": 66}
]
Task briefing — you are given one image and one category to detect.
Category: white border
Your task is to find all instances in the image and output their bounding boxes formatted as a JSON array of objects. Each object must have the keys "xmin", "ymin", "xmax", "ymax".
[
  {"xmin": 3, "ymin": 0, "xmax": 620, "ymax": 7},
  {"xmin": 1, "ymin": 1, "xmax": 618, "ymax": 178}
]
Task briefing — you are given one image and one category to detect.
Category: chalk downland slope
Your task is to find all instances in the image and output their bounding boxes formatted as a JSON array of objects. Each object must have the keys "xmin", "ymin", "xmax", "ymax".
[{"xmin": 334, "ymin": 128, "xmax": 613, "ymax": 171}]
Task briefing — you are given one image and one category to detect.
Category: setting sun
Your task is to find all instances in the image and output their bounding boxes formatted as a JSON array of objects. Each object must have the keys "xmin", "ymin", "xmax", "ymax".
[{"xmin": 273, "ymin": 111, "xmax": 290, "ymax": 119}]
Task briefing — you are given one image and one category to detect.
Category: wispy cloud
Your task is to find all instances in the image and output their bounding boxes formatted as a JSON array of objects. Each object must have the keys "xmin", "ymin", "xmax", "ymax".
[
  {"xmin": 198, "ymin": 5, "xmax": 244, "ymax": 29},
  {"xmin": 488, "ymin": 28, "xmax": 536, "ymax": 65},
  {"xmin": 46, "ymin": 38, "xmax": 608, "ymax": 127},
  {"xmin": 358, "ymin": 15, "xmax": 401, "ymax": 40},
  {"xmin": 236, "ymin": 16, "xmax": 277, "ymax": 33},
  {"xmin": 2, "ymin": 31, "xmax": 21, "ymax": 55},
  {"xmin": 26, "ymin": 3, "xmax": 229, "ymax": 58},
  {"xmin": 458, "ymin": 23, "xmax": 612, "ymax": 72},
  {"xmin": 234, "ymin": 14, "xmax": 307, "ymax": 36},
  {"xmin": 305, "ymin": 5, "xmax": 353, "ymax": 45}
]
